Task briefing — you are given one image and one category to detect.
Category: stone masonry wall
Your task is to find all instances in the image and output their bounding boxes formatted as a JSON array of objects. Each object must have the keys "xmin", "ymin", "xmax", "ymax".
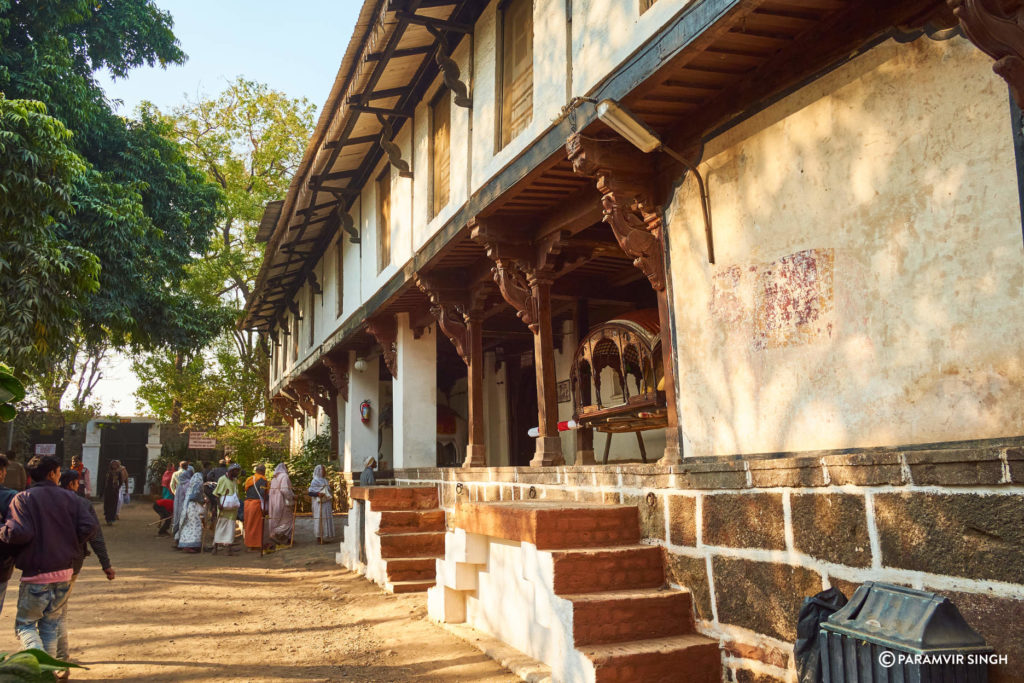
[{"xmin": 396, "ymin": 438, "xmax": 1024, "ymax": 683}]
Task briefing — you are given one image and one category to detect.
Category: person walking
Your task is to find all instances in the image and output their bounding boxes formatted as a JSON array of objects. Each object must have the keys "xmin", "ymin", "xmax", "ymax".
[
  {"xmin": 308, "ymin": 465, "xmax": 335, "ymax": 545},
  {"xmin": 207, "ymin": 459, "xmax": 227, "ymax": 483},
  {"xmin": 171, "ymin": 466, "xmax": 194, "ymax": 541},
  {"xmin": 101, "ymin": 461, "xmax": 126, "ymax": 526},
  {"xmin": 57, "ymin": 471, "xmax": 114, "ymax": 667},
  {"xmin": 0, "ymin": 455, "xmax": 98, "ymax": 662},
  {"xmin": 169, "ymin": 460, "xmax": 189, "ymax": 495},
  {"xmin": 242, "ymin": 465, "xmax": 268, "ymax": 552},
  {"xmin": 0, "ymin": 455, "xmax": 19, "ymax": 615},
  {"xmin": 68, "ymin": 456, "xmax": 90, "ymax": 498},
  {"xmin": 160, "ymin": 463, "xmax": 175, "ymax": 499},
  {"xmin": 212, "ymin": 464, "xmax": 241, "ymax": 555},
  {"xmin": 176, "ymin": 470, "xmax": 206, "ymax": 553},
  {"xmin": 268, "ymin": 463, "xmax": 295, "ymax": 546}
]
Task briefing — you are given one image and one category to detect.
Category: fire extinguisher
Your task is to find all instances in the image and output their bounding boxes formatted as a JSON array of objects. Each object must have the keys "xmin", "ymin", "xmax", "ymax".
[{"xmin": 359, "ymin": 400, "xmax": 372, "ymax": 424}]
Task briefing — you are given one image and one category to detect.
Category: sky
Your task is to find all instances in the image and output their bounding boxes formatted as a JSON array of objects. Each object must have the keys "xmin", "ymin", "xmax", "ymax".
[{"xmin": 89, "ymin": 0, "xmax": 362, "ymax": 415}]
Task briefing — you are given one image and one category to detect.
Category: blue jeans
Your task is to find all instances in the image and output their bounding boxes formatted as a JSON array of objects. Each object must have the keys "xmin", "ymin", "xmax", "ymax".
[{"xmin": 14, "ymin": 581, "xmax": 71, "ymax": 655}]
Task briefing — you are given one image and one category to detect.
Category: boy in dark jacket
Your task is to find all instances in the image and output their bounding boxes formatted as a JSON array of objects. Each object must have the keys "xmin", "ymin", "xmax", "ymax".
[{"xmin": 0, "ymin": 456, "xmax": 98, "ymax": 657}]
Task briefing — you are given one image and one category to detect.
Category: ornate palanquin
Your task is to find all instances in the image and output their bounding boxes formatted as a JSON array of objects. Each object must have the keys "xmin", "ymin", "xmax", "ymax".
[{"xmin": 570, "ymin": 309, "xmax": 667, "ymax": 433}]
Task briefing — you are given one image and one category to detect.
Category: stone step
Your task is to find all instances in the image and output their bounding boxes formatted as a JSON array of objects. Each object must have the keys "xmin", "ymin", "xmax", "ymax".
[
  {"xmin": 386, "ymin": 579, "xmax": 435, "ymax": 594},
  {"xmin": 350, "ymin": 485, "xmax": 439, "ymax": 511},
  {"xmin": 385, "ymin": 556, "xmax": 439, "ymax": 583},
  {"xmin": 378, "ymin": 531, "xmax": 446, "ymax": 559},
  {"xmin": 580, "ymin": 633, "xmax": 721, "ymax": 683},
  {"xmin": 566, "ymin": 588, "xmax": 695, "ymax": 646},
  {"xmin": 550, "ymin": 545, "xmax": 664, "ymax": 595},
  {"xmin": 453, "ymin": 502, "xmax": 641, "ymax": 549},
  {"xmin": 378, "ymin": 509, "xmax": 446, "ymax": 533}
]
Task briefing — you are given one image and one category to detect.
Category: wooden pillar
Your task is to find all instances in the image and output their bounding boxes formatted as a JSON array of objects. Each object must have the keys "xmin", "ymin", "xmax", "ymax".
[
  {"xmin": 528, "ymin": 274, "xmax": 562, "ymax": 466},
  {"xmin": 470, "ymin": 223, "xmax": 572, "ymax": 468},
  {"xmin": 574, "ymin": 298, "xmax": 595, "ymax": 465},
  {"xmin": 465, "ymin": 310, "xmax": 486, "ymax": 467},
  {"xmin": 567, "ymin": 133, "xmax": 683, "ymax": 465}
]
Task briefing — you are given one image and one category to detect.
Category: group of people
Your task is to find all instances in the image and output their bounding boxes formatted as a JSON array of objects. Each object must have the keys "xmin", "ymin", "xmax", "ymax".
[
  {"xmin": 0, "ymin": 454, "xmax": 114, "ymax": 679},
  {"xmin": 153, "ymin": 459, "xmax": 337, "ymax": 555}
]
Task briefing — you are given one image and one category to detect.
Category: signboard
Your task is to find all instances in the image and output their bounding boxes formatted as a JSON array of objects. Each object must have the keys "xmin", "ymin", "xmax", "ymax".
[
  {"xmin": 188, "ymin": 431, "xmax": 217, "ymax": 449},
  {"xmin": 34, "ymin": 443, "xmax": 56, "ymax": 456},
  {"xmin": 119, "ymin": 418, "xmax": 132, "ymax": 424}
]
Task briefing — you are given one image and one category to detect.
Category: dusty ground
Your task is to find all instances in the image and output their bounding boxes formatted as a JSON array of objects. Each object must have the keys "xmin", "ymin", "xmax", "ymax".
[{"xmin": 0, "ymin": 502, "xmax": 515, "ymax": 682}]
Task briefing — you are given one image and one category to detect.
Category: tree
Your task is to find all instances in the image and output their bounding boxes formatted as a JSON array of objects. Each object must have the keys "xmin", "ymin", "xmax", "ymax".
[
  {"xmin": 135, "ymin": 79, "xmax": 315, "ymax": 425},
  {"xmin": 0, "ymin": 97, "xmax": 100, "ymax": 376},
  {"xmin": 0, "ymin": 0, "xmax": 226, "ymax": 416}
]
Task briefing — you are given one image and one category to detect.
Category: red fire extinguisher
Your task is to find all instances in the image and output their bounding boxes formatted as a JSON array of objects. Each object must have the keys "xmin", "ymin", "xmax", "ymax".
[{"xmin": 359, "ymin": 400, "xmax": 372, "ymax": 424}]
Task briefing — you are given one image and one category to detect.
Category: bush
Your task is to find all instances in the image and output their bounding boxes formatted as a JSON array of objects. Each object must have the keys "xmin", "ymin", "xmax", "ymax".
[{"xmin": 211, "ymin": 425, "xmax": 287, "ymax": 473}]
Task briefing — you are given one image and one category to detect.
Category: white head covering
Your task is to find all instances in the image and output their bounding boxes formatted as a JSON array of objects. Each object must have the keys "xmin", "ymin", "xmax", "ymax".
[{"xmin": 364, "ymin": 456, "xmax": 376, "ymax": 468}]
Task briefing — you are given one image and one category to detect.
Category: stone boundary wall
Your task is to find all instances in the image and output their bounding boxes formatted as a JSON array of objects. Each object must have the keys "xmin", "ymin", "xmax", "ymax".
[{"xmin": 395, "ymin": 439, "xmax": 1024, "ymax": 683}]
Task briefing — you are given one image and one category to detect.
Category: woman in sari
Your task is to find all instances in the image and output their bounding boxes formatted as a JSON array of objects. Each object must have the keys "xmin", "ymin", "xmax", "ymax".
[
  {"xmin": 160, "ymin": 463, "xmax": 175, "ymax": 499},
  {"xmin": 212, "ymin": 463, "xmax": 241, "ymax": 555},
  {"xmin": 242, "ymin": 464, "xmax": 268, "ymax": 551},
  {"xmin": 268, "ymin": 463, "xmax": 295, "ymax": 546},
  {"xmin": 102, "ymin": 461, "xmax": 124, "ymax": 525},
  {"xmin": 171, "ymin": 466, "xmax": 194, "ymax": 540},
  {"xmin": 308, "ymin": 465, "xmax": 334, "ymax": 544},
  {"xmin": 177, "ymin": 469, "xmax": 206, "ymax": 553}
]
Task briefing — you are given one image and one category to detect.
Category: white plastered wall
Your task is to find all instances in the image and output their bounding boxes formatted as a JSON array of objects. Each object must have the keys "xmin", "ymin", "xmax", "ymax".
[
  {"xmin": 336, "ymin": 499, "xmax": 387, "ymax": 587},
  {"xmin": 428, "ymin": 530, "xmax": 595, "ymax": 682},
  {"xmin": 667, "ymin": 36, "xmax": 1024, "ymax": 456}
]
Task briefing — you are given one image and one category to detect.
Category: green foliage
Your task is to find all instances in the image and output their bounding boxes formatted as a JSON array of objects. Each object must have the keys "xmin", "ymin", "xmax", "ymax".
[
  {"xmin": 0, "ymin": 362, "xmax": 25, "ymax": 421},
  {"xmin": 0, "ymin": 648, "xmax": 83, "ymax": 681},
  {"xmin": 0, "ymin": 0, "xmax": 225, "ymax": 409},
  {"xmin": 0, "ymin": 97, "xmax": 100, "ymax": 375},
  {"xmin": 284, "ymin": 429, "xmax": 346, "ymax": 513},
  {"xmin": 211, "ymin": 424, "xmax": 287, "ymax": 474}
]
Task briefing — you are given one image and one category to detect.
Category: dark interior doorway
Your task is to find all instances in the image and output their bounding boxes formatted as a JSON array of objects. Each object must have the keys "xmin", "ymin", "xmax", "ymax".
[
  {"xmin": 506, "ymin": 355, "xmax": 538, "ymax": 467},
  {"xmin": 97, "ymin": 422, "xmax": 150, "ymax": 497}
]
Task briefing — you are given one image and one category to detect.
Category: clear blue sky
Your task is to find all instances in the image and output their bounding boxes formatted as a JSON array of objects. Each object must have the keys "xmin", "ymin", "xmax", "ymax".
[
  {"xmin": 94, "ymin": 0, "xmax": 363, "ymax": 415},
  {"xmin": 99, "ymin": 0, "xmax": 362, "ymax": 113}
]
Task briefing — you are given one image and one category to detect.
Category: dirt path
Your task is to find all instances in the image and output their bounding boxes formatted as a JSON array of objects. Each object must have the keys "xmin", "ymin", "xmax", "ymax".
[{"xmin": 0, "ymin": 502, "xmax": 515, "ymax": 683}]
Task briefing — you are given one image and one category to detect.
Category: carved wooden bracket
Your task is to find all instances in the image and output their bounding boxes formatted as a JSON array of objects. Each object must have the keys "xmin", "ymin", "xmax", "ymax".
[
  {"xmin": 417, "ymin": 275, "xmax": 492, "ymax": 364},
  {"xmin": 470, "ymin": 219, "xmax": 572, "ymax": 332},
  {"xmin": 949, "ymin": 0, "xmax": 1024, "ymax": 107},
  {"xmin": 285, "ymin": 380, "xmax": 318, "ymax": 416},
  {"xmin": 321, "ymin": 354, "xmax": 349, "ymax": 403},
  {"xmin": 271, "ymin": 394, "xmax": 303, "ymax": 424},
  {"xmin": 566, "ymin": 133, "xmax": 667, "ymax": 292},
  {"xmin": 366, "ymin": 316, "xmax": 398, "ymax": 378}
]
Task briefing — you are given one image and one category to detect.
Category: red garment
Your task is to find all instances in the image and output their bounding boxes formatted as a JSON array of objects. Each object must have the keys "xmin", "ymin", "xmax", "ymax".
[
  {"xmin": 161, "ymin": 468, "xmax": 174, "ymax": 488},
  {"xmin": 155, "ymin": 498, "xmax": 174, "ymax": 513}
]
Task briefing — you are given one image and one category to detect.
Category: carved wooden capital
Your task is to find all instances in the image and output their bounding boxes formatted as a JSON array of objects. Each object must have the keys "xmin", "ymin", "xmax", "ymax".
[
  {"xmin": 321, "ymin": 354, "xmax": 349, "ymax": 403},
  {"xmin": 950, "ymin": 0, "xmax": 1024, "ymax": 107},
  {"xmin": 366, "ymin": 316, "xmax": 398, "ymax": 378},
  {"xmin": 285, "ymin": 380, "xmax": 319, "ymax": 416},
  {"xmin": 566, "ymin": 132, "xmax": 667, "ymax": 292},
  {"xmin": 271, "ymin": 394, "xmax": 302, "ymax": 424},
  {"xmin": 492, "ymin": 256, "xmax": 539, "ymax": 331}
]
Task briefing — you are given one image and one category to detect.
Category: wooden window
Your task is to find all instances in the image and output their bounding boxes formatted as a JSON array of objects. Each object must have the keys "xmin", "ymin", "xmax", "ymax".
[
  {"xmin": 308, "ymin": 285, "xmax": 316, "ymax": 348},
  {"xmin": 336, "ymin": 237, "xmax": 344, "ymax": 318},
  {"xmin": 639, "ymin": 0, "xmax": 658, "ymax": 12},
  {"xmin": 377, "ymin": 169, "xmax": 391, "ymax": 273},
  {"xmin": 291, "ymin": 313, "xmax": 299, "ymax": 362},
  {"xmin": 499, "ymin": 0, "xmax": 533, "ymax": 149},
  {"xmin": 431, "ymin": 90, "xmax": 451, "ymax": 217}
]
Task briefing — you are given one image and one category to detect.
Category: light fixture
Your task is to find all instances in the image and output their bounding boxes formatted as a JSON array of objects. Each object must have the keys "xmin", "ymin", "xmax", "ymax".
[
  {"xmin": 596, "ymin": 99, "xmax": 715, "ymax": 264},
  {"xmin": 353, "ymin": 357, "xmax": 367, "ymax": 373}
]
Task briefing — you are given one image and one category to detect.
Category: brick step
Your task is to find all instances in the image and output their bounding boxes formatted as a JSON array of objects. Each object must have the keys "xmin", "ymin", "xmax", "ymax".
[
  {"xmin": 351, "ymin": 485, "xmax": 439, "ymax": 511},
  {"xmin": 386, "ymin": 579, "xmax": 435, "ymax": 594},
  {"xmin": 378, "ymin": 509, "xmax": 446, "ymax": 533},
  {"xmin": 453, "ymin": 502, "xmax": 641, "ymax": 549},
  {"xmin": 580, "ymin": 634, "xmax": 721, "ymax": 683},
  {"xmin": 385, "ymin": 556, "xmax": 439, "ymax": 583},
  {"xmin": 566, "ymin": 588, "xmax": 695, "ymax": 646},
  {"xmin": 378, "ymin": 531, "xmax": 446, "ymax": 559},
  {"xmin": 551, "ymin": 545, "xmax": 664, "ymax": 595}
]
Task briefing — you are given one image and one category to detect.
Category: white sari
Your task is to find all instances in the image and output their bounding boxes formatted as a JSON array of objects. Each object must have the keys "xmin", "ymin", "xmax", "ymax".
[{"xmin": 308, "ymin": 465, "xmax": 335, "ymax": 540}]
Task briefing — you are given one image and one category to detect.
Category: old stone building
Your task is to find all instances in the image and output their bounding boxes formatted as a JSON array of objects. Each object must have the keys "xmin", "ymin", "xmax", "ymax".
[{"xmin": 244, "ymin": 0, "xmax": 1024, "ymax": 681}]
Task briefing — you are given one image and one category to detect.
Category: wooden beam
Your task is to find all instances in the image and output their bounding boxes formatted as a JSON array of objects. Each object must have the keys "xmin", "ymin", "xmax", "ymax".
[
  {"xmin": 349, "ymin": 104, "xmax": 412, "ymax": 118},
  {"xmin": 346, "ymin": 86, "xmax": 412, "ymax": 104},
  {"xmin": 396, "ymin": 10, "xmax": 471, "ymax": 33},
  {"xmin": 324, "ymin": 134, "xmax": 380, "ymax": 149},
  {"xmin": 364, "ymin": 44, "xmax": 434, "ymax": 62}
]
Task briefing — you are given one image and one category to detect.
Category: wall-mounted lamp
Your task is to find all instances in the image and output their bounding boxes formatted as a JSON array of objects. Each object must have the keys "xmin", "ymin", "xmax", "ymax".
[
  {"xmin": 353, "ymin": 357, "xmax": 368, "ymax": 373},
  {"xmin": 595, "ymin": 99, "xmax": 715, "ymax": 264}
]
